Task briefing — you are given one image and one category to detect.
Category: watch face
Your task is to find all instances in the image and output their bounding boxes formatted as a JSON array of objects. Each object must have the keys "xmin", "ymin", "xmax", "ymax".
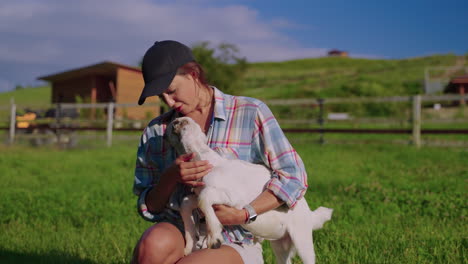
[{"xmin": 248, "ymin": 213, "xmax": 257, "ymax": 223}]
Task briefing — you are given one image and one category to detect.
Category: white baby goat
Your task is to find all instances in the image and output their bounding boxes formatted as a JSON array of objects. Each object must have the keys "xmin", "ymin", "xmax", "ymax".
[{"xmin": 165, "ymin": 116, "xmax": 332, "ymax": 264}]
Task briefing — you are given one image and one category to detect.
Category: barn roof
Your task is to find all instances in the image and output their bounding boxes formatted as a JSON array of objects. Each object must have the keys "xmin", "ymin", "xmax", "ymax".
[
  {"xmin": 450, "ymin": 75, "xmax": 468, "ymax": 84},
  {"xmin": 38, "ymin": 61, "xmax": 141, "ymax": 82},
  {"xmin": 445, "ymin": 75, "xmax": 468, "ymax": 93}
]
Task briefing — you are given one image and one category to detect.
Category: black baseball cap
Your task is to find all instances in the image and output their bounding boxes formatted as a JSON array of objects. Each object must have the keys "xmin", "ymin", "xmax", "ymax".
[{"xmin": 138, "ymin": 40, "xmax": 195, "ymax": 105}]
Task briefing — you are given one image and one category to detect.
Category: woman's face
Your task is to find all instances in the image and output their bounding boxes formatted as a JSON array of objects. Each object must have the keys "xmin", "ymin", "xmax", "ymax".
[{"xmin": 159, "ymin": 73, "xmax": 200, "ymax": 115}]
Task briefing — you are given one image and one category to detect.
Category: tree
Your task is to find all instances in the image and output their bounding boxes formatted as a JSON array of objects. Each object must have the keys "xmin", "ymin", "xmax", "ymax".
[{"xmin": 191, "ymin": 41, "xmax": 248, "ymax": 95}]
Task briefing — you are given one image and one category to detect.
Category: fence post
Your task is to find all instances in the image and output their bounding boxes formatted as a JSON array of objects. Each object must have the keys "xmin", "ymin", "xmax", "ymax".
[
  {"xmin": 412, "ymin": 95, "xmax": 421, "ymax": 148},
  {"xmin": 317, "ymin": 98, "xmax": 325, "ymax": 144},
  {"xmin": 55, "ymin": 102, "xmax": 62, "ymax": 144},
  {"xmin": 9, "ymin": 98, "xmax": 16, "ymax": 145},
  {"xmin": 107, "ymin": 102, "xmax": 114, "ymax": 147},
  {"xmin": 423, "ymin": 68, "xmax": 429, "ymax": 93}
]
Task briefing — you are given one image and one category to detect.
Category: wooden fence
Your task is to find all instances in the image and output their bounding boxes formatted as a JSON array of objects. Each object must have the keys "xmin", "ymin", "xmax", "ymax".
[
  {"xmin": 1, "ymin": 94, "xmax": 467, "ymax": 147},
  {"xmin": 268, "ymin": 94, "xmax": 468, "ymax": 147}
]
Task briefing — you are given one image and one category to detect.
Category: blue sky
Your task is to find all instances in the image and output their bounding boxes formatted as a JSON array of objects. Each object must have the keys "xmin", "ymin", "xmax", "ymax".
[
  {"xmin": 1, "ymin": 0, "xmax": 467, "ymax": 92},
  {"xmin": 242, "ymin": 0, "xmax": 468, "ymax": 58}
]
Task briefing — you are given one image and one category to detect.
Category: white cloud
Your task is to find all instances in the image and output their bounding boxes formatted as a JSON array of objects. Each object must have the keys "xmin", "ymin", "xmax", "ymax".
[
  {"xmin": 238, "ymin": 42, "xmax": 328, "ymax": 62},
  {"xmin": 0, "ymin": 0, "xmax": 329, "ymax": 92},
  {"xmin": 269, "ymin": 18, "xmax": 309, "ymax": 30}
]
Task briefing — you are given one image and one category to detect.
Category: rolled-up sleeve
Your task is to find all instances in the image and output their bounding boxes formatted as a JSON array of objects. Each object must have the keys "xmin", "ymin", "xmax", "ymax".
[
  {"xmin": 253, "ymin": 103, "xmax": 308, "ymax": 208},
  {"xmin": 134, "ymin": 127, "xmax": 166, "ymax": 222}
]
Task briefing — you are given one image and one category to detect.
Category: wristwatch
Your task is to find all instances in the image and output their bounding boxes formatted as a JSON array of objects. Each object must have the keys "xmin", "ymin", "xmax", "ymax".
[{"xmin": 243, "ymin": 204, "xmax": 257, "ymax": 224}]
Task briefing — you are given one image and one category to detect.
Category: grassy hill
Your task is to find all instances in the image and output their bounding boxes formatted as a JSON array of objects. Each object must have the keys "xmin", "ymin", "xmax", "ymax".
[
  {"xmin": 0, "ymin": 53, "xmax": 465, "ymax": 105},
  {"xmin": 239, "ymin": 53, "xmax": 465, "ymax": 99},
  {"xmin": 0, "ymin": 86, "xmax": 50, "ymax": 107}
]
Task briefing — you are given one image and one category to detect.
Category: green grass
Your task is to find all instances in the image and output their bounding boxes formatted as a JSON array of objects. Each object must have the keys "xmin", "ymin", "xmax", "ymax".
[
  {"xmin": 239, "ymin": 54, "xmax": 461, "ymax": 99},
  {"xmin": 0, "ymin": 54, "xmax": 466, "ymax": 263},
  {"xmin": 0, "ymin": 138, "xmax": 466, "ymax": 264},
  {"xmin": 0, "ymin": 54, "xmax": 462, "ymax": 104},
  {"xmin": 0, "ymin": 86, "xmax": 51, "ymax": 107},
  {"xmin": 0, "ymin": 86, "xmax": 52, "ymax": 125}
]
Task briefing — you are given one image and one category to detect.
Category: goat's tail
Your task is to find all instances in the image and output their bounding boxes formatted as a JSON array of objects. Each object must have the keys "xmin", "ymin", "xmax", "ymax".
[{"xmin": 309, "ymin": 206, "xmax": 333, "ymax": 230}]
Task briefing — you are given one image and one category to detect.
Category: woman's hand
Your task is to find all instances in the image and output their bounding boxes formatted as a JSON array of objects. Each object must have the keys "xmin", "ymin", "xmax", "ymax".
[
  {"xmin": 164, "ymin": 153, "xmax": 212, "ymax": 187},
  {"xmin": 212, "ymin": 204, "xmax": 246, "ymax": 225}
]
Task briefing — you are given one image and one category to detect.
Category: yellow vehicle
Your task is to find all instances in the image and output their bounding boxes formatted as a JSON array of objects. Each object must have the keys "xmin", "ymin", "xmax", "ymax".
[
  {"xmin": 16, "ymin": 111, "xmax": 37, "ymax": 128},
  {"xmin": 15, "ymin": 108, "xmax": 79, "ymax": 147}
]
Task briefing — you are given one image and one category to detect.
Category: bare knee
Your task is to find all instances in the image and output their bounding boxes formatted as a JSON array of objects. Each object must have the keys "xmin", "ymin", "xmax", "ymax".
[{"xmin": 133, "ymin": 223, "xmax": 185, "ymax": 264}]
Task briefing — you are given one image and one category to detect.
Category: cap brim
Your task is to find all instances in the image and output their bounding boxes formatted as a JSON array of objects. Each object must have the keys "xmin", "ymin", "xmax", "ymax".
[{"xmin": 138, "ymin": 70, "xmax": 177, "ymax": 105}]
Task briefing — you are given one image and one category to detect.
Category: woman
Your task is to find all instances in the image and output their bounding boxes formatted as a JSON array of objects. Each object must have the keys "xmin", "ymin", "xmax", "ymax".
[{"xmin": 132, "ymin": 40, "xmax": 308, "ymax": 264}]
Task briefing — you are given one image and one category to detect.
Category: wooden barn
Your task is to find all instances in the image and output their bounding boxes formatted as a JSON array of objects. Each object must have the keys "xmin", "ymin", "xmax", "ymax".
[
  {"xmin": 38, "ymin": 61, "xmax": 160, "ymax": 120},
  {"xmin": 445, "ymin": 75, "xmax": 467, "ymax": 105},
  {"xmin": 328, "ymin": 49, "xmax": 349, "ymax": 57}
]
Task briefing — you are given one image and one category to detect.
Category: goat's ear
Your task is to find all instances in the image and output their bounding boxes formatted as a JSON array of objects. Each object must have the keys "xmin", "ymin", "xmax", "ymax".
[{"xmin": 180, "ymin": 119, "xmax": 189, "ymax": 127}]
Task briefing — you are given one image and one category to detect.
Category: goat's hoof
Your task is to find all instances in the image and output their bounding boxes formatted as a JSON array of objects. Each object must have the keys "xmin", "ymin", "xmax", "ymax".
[
  {"xmin": 209, "ymin": 239, "xmax": 222, "ymax": 249},
  {"xmin": 185, "ymin": 246, "xmax": 198, "ymax": 256}
]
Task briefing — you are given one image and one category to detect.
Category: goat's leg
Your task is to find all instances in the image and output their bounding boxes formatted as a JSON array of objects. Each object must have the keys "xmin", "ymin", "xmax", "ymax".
[
  {"xmin": 198, "ymin": 188, "xmax": 230, "ymax": 249},
  {"xmin": 287, "ymin": 211, "xmax": 316, "ymax": 264},
  {"xmin": 180, "ymin": 194, "xmax": 198, "ymax": 255},
  {"xmin": 270, "ymin": 234, "xmax": 294, "ymax": 264},
  {"xmin": 198, "ymin": 200, "xmax": 224, "ymax": 249},
  {"xmin": 289, "ymin": 230, "xmax": 315, "ymax": 264}
]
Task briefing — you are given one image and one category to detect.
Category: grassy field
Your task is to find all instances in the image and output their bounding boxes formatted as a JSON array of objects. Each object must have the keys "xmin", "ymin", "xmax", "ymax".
[
  {"xmin": 0, "ymin": 138, "xmax": 466, "ymax": 264},
  {"xmin": 0, "ymin": 54, "xmax": 466, "ymax": 263},
  {"xmin": 0, "ymin": 86, "xmax": 51, "ymax": 106}
]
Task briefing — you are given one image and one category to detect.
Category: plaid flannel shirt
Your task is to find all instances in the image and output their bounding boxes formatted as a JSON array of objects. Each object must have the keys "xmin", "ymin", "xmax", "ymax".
[{"xmin": 133, "ymin": 87, "xmax": 308, "ymax": 244}]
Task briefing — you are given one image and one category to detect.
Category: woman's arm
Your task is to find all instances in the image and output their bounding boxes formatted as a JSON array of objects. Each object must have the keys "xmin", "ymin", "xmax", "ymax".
[
  {"xmin": 214, "ymin": 101, "xmax": 307, "ymax": 225},
  {"xmin": 249, "ymin": 189, "xmax": 284, "ymax": 215},
  {"xmin": 213, "ymin": 189, "xmax": 284, "ymax": 225},
  {"xmin": 134, "ymin": 125, "xmax": 211, "ymax": 221},
  {"xmin": 144, "ymin": 169, "xmax": 178, "ymax": 214},
  {"xmin": 145, "ymin": 153, "xmax": 212, "ymax": 213},
  {"xmin": 254, "ymin": 102, "xmax": 308, "ymax": 208}
]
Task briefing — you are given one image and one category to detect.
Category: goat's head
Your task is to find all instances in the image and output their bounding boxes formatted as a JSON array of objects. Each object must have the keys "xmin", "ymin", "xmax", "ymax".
[{"xmin": 164, "ymin": 117, "xmax": 207, "ymax": 155}]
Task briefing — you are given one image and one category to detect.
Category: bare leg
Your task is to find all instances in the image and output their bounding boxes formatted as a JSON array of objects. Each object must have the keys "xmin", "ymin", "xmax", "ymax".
[
  {"xmin": 176, "ymin": 245, "xmax": 244, "ymax": 264},
  {"xmin": 131, "ymin": 222, "xmax": 185, "ymax": 264}
]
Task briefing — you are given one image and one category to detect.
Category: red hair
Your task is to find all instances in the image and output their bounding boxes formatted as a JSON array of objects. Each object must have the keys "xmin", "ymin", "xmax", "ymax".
[{"xmin": 178, "ymin": 62, "xmax": 209, "ymax": 88}]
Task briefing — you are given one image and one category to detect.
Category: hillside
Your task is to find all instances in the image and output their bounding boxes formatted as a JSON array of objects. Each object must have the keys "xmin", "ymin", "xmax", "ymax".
[
  {"xmin": 0, "ymin": 85, "xmax": 50, "ymax": 107},
  {"xmin": 0, "ymin": 54, "xmax": 465, "ymax": 105},
  {"xmin": 239, "ymin": 53, "xmax": 465, "ymax": 99}
]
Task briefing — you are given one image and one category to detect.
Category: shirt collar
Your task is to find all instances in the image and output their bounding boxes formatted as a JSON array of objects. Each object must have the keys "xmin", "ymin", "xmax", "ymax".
[{"xmin": 212, "ymin": 86, "xmax": 227, "ymax": 121}]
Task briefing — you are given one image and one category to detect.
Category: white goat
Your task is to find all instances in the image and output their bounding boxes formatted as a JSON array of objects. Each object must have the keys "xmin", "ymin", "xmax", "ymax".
[{"xmin": 165, "ymin": 116, "xmax": 333, "ymax": 264}]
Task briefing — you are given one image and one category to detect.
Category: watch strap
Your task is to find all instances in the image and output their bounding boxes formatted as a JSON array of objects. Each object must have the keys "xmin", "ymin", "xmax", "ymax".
[{"xmin": 243, "ymin": 204, "xmax": 257, "ymax": 224}]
